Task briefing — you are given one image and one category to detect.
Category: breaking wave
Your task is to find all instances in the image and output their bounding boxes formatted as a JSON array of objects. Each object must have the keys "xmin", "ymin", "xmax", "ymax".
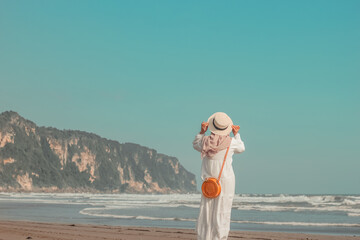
[
  {"xmin": 79, "ymin": 207, "xmax": 360, "ymax": 227},
  {"xmin": 1, "ymin": 192, "xmax": 360, "ymax": 231}
]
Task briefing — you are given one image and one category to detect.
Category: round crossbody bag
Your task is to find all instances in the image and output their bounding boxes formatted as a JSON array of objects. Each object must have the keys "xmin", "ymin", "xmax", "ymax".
[{"xmin": 201, "ymin": 146, "xmax": 230, "ymax": 199}]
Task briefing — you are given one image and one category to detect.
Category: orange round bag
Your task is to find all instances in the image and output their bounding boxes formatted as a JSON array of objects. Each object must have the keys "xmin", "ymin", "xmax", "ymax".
[{"xmin": 201, "ymin": 146, "xmax": 230, "ymax": 199}]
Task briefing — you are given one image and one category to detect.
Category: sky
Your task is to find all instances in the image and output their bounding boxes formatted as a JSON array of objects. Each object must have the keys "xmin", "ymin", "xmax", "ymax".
[{"xmin": 0, "ymin": 0, "xmax": 359, "ymax": 194}]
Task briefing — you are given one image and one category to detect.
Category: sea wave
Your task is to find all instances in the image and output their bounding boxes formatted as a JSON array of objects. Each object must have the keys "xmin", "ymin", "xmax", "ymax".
[
  {"xmin": 79, "ymin": 207, "xmax": 360, "ymax": 227},
  {"xmin": 1, "ymin": 192, "xmax": 360, "ymax": 216},
  {"xmin": 79, "ymin": 208, "xmax": 197, "ymax": 222},
  {"xmin": 234, "ymin": 194, "xmax": 360, "ymax": 206},
  {"xmin": 231, "ymin": 220, "xmax": 360, "ymax": 227},
  {"xmin": 348, "ymin": 213, "xmax": 360, "ymax": 217},
  {"xmin": 234, "ymin": 203, "xmax": 360, "ymax": 216}
]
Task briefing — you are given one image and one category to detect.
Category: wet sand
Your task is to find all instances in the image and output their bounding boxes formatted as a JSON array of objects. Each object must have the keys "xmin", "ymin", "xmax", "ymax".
[{"xmin": 0, "ymin": 220, "xmax": 359, "ymax": 240}]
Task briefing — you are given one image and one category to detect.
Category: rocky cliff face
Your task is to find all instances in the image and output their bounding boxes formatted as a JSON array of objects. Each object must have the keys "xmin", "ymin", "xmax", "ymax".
[{"xmin": 0, "ymin": 111, "xmax": 197, "ymax": 193}]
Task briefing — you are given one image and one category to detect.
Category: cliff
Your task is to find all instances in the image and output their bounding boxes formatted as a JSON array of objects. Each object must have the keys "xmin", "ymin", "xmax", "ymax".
[{"xmin": 0, "ymin": 111, "xmax": 197, "ymax": 193}]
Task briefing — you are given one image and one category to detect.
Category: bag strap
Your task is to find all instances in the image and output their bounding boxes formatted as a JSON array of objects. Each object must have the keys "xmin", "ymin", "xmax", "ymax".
[{"xmin": 217, "ymin": 146, "xmax": 230, "ymax": 182}]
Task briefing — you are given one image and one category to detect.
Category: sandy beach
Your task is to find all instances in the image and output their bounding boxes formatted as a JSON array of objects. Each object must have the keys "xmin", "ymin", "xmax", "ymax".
[{"xmin": 0, "ymin": 220, "xmax": 358, "ymax": 240}]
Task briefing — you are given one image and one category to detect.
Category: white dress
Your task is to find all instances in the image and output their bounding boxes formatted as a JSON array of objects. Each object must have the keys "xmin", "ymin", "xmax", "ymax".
[{"xmin": 193, "ymin": 133, "xmax": 245, "ymax": 240}]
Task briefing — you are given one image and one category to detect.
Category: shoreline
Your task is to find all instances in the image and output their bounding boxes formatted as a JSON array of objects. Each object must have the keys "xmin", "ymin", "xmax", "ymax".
[{"xmin": 0, "ymin": 220, "xmax": 359, "ymax": 240}]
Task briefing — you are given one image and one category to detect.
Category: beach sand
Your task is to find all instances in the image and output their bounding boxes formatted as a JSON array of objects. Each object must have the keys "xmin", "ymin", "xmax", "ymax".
[{"xmin": 0, "ymin": 220, "xmax": 359, "ymax": 240}]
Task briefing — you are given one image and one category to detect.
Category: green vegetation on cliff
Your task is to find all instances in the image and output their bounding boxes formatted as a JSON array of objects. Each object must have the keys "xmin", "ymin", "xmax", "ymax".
[{"xmin": 0, "ymin": 111, "xmax": 197, "ymax": 193}]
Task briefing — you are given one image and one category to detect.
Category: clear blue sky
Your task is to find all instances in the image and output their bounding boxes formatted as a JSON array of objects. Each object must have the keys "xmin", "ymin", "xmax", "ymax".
[{"xmin": 1, "ymin": 0, "xmax": 359, "ymax": 194}]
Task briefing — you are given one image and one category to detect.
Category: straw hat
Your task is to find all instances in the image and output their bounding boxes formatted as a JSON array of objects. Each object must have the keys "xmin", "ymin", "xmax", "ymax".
[{"xmin": 207, "ymin": 112, "xmax": 233, "ymax": 136}]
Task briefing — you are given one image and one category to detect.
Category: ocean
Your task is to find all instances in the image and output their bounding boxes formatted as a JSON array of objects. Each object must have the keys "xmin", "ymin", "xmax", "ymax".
[{"xmin": 0, "ymin": 192, "xmax": 359, "ymax": 236}]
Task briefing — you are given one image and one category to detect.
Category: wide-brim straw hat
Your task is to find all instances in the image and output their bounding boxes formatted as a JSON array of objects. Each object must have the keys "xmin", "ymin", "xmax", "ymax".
[{"xmin": 207, "ymin": 112, "xmax": 233, "ymax": 136}]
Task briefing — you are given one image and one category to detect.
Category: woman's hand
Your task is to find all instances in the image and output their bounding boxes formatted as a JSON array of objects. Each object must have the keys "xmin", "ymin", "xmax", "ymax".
[
  {"xmin": 200, "ymin": 122, "xmax": 209, "ymax": 134},
  {"xmin": 232, "ymin": 125, "xmax": 240, "ymax": 135}
]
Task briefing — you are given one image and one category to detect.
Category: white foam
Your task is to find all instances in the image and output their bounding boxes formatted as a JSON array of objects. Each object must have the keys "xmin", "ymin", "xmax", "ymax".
[
  {"xmin": 348, "ymin": 213, "xmax": 360, "ymax": 217},
  {"xmin": 233, "ymin": 194, "xmax": 342, "ymax": 205},
  {"xmin": 2, "ymin": 192, "xmax": 360, "ymax": 218},
  {"xmin": 79, "ymin": 208, "xmax": 360, "ymax": 228},
  {"xmin": 231, "ymin": 220, "xmax": 360, "ymax": 227},
  {"xmin": 79, "ymin": 208, "xmax": 197, "ymax": 222}
]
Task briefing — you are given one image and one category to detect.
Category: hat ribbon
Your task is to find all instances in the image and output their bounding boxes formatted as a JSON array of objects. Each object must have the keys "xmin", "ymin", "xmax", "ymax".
[{"xmin": 213, "ymin": 118, "xmax": 228, "ymax": 131}]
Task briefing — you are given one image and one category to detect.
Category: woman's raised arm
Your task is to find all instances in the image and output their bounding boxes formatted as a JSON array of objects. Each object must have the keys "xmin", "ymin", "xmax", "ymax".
[
  {"xmin": 192, "ymin": 122, "xmax": 208, "ymax": 152},
  {"xmin": 232, "ymin": 133, "xmax": 245, "ymax": 153},
  {"xmin": 193, "ymin": 133, "xmax": 204, "ymax": 152}
]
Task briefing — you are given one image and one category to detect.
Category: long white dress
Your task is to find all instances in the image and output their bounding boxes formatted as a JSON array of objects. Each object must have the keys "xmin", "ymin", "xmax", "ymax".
[{"xmin": 193, "ymin": 132, "xmax": 245, "ymax": 240}]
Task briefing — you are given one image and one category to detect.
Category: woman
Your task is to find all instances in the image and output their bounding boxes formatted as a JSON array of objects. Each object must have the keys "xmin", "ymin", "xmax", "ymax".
[{"xmin": 193, "ymin": 112, "xmax": 245, "ymax": 240}]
